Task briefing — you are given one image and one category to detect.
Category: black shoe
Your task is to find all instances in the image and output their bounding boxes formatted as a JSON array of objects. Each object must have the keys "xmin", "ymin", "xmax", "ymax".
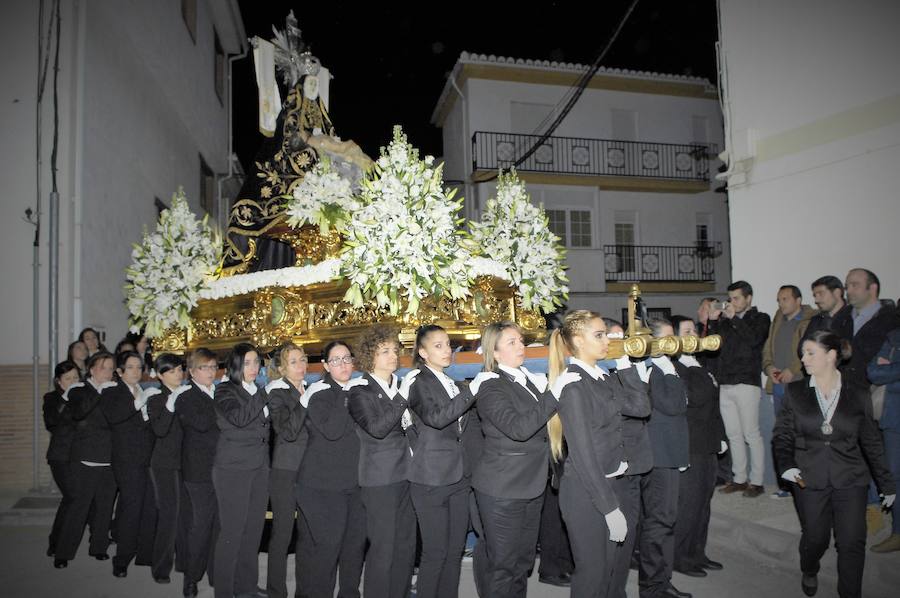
[
  {"xmin": 675, "ymin": 566, "xmax": 707, "ymax": 577},
  {"xmin": 53, "ymin": 558, "xmax": 67, "ymax": 569},
  {"xmin": 113, "ymin": 565, "xmax": 128, "ymax": 578},
  {"xmin": 154, "ymin": 575, "xmax": 171, "ymax": 584},
  {"xmin": 183, "ymin": 581, "xmax": 198, "ymax": 597},
  {"xmin": 701, "ymin": 557, "xmax": 724, "ymax": 570},
  {"xmin": 801, "ymin": 573, "xmax": 817, "ymax": 596},
  {"xmin": 90, "ymin": 553, "xmax": 109, "ymax": 561},
  {"xmin": 47, "ymin": 546, "xmax": 55, "ymax": 557},
  {"xmin": 663, "ymin": 584, "xmax": 692, "ymax": 598},
  {"xmin": 234, "ymin": 589, "xmax": 268, "ymax": 598},
  {"xmin": 538, "ymin": 573, "xmax": 572, "ymax": 587}
]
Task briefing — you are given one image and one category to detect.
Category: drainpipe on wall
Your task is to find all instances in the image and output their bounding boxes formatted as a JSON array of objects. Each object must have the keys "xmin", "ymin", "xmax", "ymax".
[
  {"xmin": 449, "ymin": 72, "xmax": 475, "ymax": 222},
  {"xmin": 217, "ymin": 47, "xmax": 249, "ymax": 232}
]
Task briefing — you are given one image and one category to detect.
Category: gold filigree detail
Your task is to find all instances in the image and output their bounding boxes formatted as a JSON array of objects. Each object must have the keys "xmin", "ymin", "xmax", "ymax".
[
  {"xmin": 151, "ymin": 327, "xmax": 188, "ymax": 354},
  {"xmin": 268, "ymin": 225, "xmax": 344, "ymax": 266}
]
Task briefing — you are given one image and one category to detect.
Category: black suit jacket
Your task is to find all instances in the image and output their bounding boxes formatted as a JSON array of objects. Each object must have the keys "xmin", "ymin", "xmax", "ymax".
[
  {"xmin": 148, "ymin": 386, "xmax": 183, "ymax": 470},
  {"xmin": 43, "ymin": 390, "xmax": 75, "ymax": 463},
  {"xmin": 842, "ymin": 305, "xmax": 900, "ymax": 390},
  {"xmin": 673, "ymin": 361, "xmax": 726, "ymax": 456},
  {"xmin": 707, "ymin": 307, "xmax": 771, "ymax": 386},
  {"xmin": 214, "ymin": 381, "xmax": 271, "ymax": 471},
  {"xmin": 298, "ymin": 374, "xmax": 359, "ymax": 491},
  {"xmin": 773, "ymin": 378, "xmax": 895, "ymax": 493},
  {"xmin": 101, "ymin": 380, "xmax": 155, "ymax": 466},
  {"xmin": 558, "ymin": 363, "xmax": 650, "ymax": 515},
  {"xmin": 67, "ymin": 382, "xmax": 111, "ymax": 463},
  {"xmin": 646, "ymin": 365, "xmax": 690, "ymax": 469},
  {"xmin": 472, "ymin": 369, "xmax": 558, "ymax": 500},
  {"xmin": 407, "ymin": 367, "xmax": 477, "ymax": 486},
  {"xmin": 176, "ymin": 382, "xmax": 219, "ymax": 483},
  {"xmin": 348, "ymin": 373, "xmax": 412, "ymax": 487},
  {"xmin": 268, "ymin": 380, "xmax": 308, "ymax": 472}
]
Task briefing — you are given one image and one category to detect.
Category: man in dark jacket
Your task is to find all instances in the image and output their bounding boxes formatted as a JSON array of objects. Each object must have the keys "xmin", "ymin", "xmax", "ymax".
[
  {"xmin": 841, "ymin": 269, "xmax": 900, "ymax": 391},
  {"xmin": 802, "ymin": 275, "xmax": 853, "ymax": 344},
  {"xmin": 707, "ymin": 281, "xmax": 771, "ymax": 498}
]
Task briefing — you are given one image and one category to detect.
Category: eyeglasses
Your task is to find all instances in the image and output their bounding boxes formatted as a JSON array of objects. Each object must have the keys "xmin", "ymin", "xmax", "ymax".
[
  {"xmin": 195, "ymin": 365, "xmax": 218, "ymax": 371},
  {"xmin": 326, "ymin": 356, "xmax": 354, "ymax": 366}
]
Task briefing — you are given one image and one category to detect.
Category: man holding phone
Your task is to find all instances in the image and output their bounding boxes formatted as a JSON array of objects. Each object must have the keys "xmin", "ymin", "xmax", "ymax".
[{"xmin": 707, "ymin": 281, "xmax": 771, "ymax": 498}]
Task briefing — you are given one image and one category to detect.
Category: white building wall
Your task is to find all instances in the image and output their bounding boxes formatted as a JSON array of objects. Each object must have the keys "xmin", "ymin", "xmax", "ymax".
[
  {"xmin": 0, "ymin": 0, "xmax": 242, "ymax": 365},
  {"xmin": 718, "ymin": 0, "xmax": 900, "ymax": 314}
]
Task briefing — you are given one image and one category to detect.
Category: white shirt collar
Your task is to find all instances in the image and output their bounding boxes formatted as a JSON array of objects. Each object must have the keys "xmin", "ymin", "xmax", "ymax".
[
  {"xmin": 372, "ymin": 373, "xmax": 398, "ymax": 399},
  {"xmin": 427, "ymin": 365, "xmax": 458, "ymax": 397},
  {"xmin": 87, "ymin": 377, "xmax": 104, "ymax": 393},
  {"xmin": 196, "ymin": 381, "xmax": 215, "ymax": 399},
  {"xmin": 809, "ymin": 372, "xmax": 841, "ymax": 395},
  {"xmin": 569, "ymin": 357, "xmax": 607, "ymax": 381},
  {"xmin": 498, "ymin": 363, "xmax": 527, "ymax": 387},
  {"xmin": 241, "ymin": 380, "xmax": 258, "ymax": 395}
]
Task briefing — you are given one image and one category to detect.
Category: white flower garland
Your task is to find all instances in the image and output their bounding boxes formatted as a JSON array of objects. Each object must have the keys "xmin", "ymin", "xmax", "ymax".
[
  {"xmin": 470, "ymin": 170, "xmax": 568, "ymax": 312},
  {"xmin": 199, "ymin": 259, "xmax": 341, "ymax": 300},
  {"xmin": 341, "ymin": 125, "xmax": 472, "ymax": 315},
  {"xmin": 283, "ymin": 158, "xmax": 358, "ymax": 234},
  {"xmin": 124, "ymin": 189, "xmax": 221, "ymax": 337}
]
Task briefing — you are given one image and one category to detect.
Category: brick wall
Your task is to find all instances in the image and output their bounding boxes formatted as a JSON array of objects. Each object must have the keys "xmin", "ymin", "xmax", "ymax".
[{"xmin": 0, "ymin": 364, "xmax": 53, "ymax": 492}]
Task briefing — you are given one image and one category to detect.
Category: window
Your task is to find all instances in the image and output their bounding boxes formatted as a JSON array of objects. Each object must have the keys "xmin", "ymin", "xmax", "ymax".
[
  {"xmin": 546, "ymin": 209, "xmax": 567, "ymax": 246},
  {"xmin": 611, "ymin": 109, "xmax": 637, "ymax": 141},
  {"xmin": 570, "ymin": 210, "xmax": 592, "ymax": 248},
  {"xmin": 614, "ymin": 212, "xmax": 637, "ymax": 272},
  {"xmin": 695, "ymin": 212, "xmax": 711, "ymax": 247},
  {"xmin": 510, "ymin": 101, "xmax": 554, "ymax": 135},
  {"xmin": 182, "ymin": 0, "xmax": 197, "ymax": 43},
  {"xmin": 214, "ymin": 31, "xmax": 225, "ymax": 104},
  {"xmin": 200, "ymin": 155, "xmax": 215, "ymax": 215}
]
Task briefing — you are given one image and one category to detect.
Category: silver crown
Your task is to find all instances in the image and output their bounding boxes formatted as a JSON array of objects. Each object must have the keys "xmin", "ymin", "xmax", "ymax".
[{"xmin": 296, "ymin": 52, "xmax": 321, "ymax": 77}]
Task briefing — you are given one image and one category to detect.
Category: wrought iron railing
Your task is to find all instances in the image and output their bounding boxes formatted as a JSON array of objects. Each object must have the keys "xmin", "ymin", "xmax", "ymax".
[
  {"xmin": 473, "ymin": 131, "xmax": 715, "ymax": 182},
  {"xmin": 602, "ymin": 244, "xmax": 721, "ymax": 282}
]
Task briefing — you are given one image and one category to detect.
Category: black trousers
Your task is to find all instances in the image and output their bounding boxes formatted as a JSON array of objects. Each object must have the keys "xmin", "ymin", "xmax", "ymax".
[
  {"xmin": 149, "ymin": 467, "xmax": 181, "ymax": 578},
  {"xmin": 296, "ymin": 485, "xmax": 366, "ymax": 598},
  {"xmin": 267, "ymin": 468, "xmax": 300, "ymax": 598},
  {"xmin": 410, "ymin": 478, "xmax": 470, "ymax": 598},
  {"xmin": 184, "ymin": 480, "xmax": 218, "ymax": 585},
  {"xmin": 48, "ymin": 460, "xmax": 73, "ymax": 554},
  {"xmin": 112, "ymin": 462, "xmax": 157, "ymax": 569},
  {"xmin": 638, "ymin": 468, "xmax": 680, "ymax": 598},
  {"xmin": 176, "ymin": 481, "xmax": 191, "ymax": 573},
  {"xmin": 472, "ymin": 489, "xmax": 543, "ymax": 598},
  {"xmin": 795, "ymin": 484, "xmax": 867, "ymax": 598},
  {"xmin": 559, "ymin": 474, "xmax": 617, "ymax": 598},
  {"xmin": 537, "ymin": 480, "xmax": 573, "ymax": 578},
  {"xmin": 55, "ymin": 462, "xmax": 117, "ymax": 560},
  {"xmin": 212, "ymin": 466, "xmax": 269, "ymax": 598},
  {"xmin": 673, "ymin": 454, "xmax": 717, "ymax": 571},
  {"xmin": 609, "ymin": 474, "xmax": 642, "ymax": 598},
  {"xmin": 360, "ymin": 481, "xmax": 416, "ymax": 598}
]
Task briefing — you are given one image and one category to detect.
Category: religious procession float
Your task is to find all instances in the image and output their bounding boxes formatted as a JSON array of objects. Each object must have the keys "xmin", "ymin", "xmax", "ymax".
[{"xmin": 124, "ymin": 13, "xmax": 718, "ymax": 364}]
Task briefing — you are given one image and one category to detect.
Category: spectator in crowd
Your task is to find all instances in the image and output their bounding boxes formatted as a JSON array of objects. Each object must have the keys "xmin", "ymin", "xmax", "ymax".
[
  {"xmin": 868, "ymin": 328, "xmax": 900, "ymax": 553},
  {"xmin": 67, "ymin": 341, "xmax": 89, "ymax": 379},
  {"xmin": 707, "ymin": 281, "xmax": 771, "ymax": 498},
  {"xmin": 842, "ymin": 269, "xmax": 900, "ymax": 390},
  {"xmin": 78, "ymin": 327, "xmax": 108, "ymax": 357},
  {"xmin": 762, "ymin": 285, "xmax": 815, "ymax": 498},
  {"xmin": 802, "ymin": 275, "xmax": 852, "ymax": 342}
]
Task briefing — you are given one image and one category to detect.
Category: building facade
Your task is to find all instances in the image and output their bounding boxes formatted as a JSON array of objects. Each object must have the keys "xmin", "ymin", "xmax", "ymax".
[
  {"xmin": 0, "ymin": 0, "xmax": 246, "ymax": 490},
  {"xmin": 433, "ymin": 52, "xmax": 730, "ymax": 321}
]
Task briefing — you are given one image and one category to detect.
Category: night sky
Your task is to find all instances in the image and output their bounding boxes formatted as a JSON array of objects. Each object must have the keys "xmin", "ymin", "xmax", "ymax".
[{"xmin": 232, "ymin": 1, "xmax": 719, "ymax": 172}]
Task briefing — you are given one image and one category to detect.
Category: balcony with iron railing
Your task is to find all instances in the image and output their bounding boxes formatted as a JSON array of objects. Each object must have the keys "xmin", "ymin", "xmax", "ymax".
[
  {"xmin": 472, "ymin": 131, "xmax": 716, "ymax": 191},
  {"xmin": 602, "ymin": 243, "xmax": 722, "ymax": 284}
]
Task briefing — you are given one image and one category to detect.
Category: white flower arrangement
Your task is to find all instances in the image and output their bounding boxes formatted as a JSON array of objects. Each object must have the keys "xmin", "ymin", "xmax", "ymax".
[
  {"xmin": 469, "ymin": 257, "xmax": 511, "ymax": 280},
  {"xmin": 125, "ymin": 189, "xmax": 221, "ymax": 337},
  {"xmin": 470, "ymin": 169, "xmax": 568, "ymax": 312},
  {"xmin": 283, "ymin": 158, "xmax": 358, "ymax": 234},
  {"xmin": 199, "ymin": 259, "xmax": 341, "ymax": 300},
  {"xmin": 341, "ymin": 125, "xmax": 471, "ymax": 315}
]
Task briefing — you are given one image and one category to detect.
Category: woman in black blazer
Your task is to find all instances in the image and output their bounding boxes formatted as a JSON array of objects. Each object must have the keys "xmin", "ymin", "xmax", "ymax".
[
  {"xmin": 774, "ymin": 330, "xmax": 896, "ymax": 598},
  {"xmin": 53, "ymin": 351, "xmax": 118, "ymax": 568},
  {"xmin": 295, "ymin": 340, "xmax": 366, "ymax": 598},
  {"xmin": 44, "ymin": 360, "xmax": 82, "ymax": 558},
  {"xmin": 405, "ymin": 325, "xmax": 496, "ymax": 598},
  {"xmin": 102, "ymin": 350, "xmax": 157, "ymax": 578},
  {"xmin": 212, "ymin": 342, "xmax": 270, "ymax": 598},
  {"xmin": 546, "ymin": 310, "xmax": 650, "ymax": 598},
  {"xmin": 145, "ymin": 353, "xmax": 187, "ymax": 584},
  {"xmin": 471, "ymin": 321, "xmax": 561, "ymax": 598},
  {"xmin": 265, "ymin": 342, "xmax": 309, "ymax": 598},
  {"xmin": 347, "ymin": 325, "xmax": 416, "ymax": 598}
]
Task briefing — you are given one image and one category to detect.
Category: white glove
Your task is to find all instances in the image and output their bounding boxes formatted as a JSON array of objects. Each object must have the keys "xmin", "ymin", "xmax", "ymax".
[
  {"xmin": 634, "ymin": 360, "xmax": 651, "ymax": 383},
  {"xmin": 99, "ymin": 381, "xmax": 118, "ymax": 392},
  {"xmin": 62, "ymin": 382, "xmax": 84, "ymax": 401},
  {"xmin": 614, "ymin": 356, "xmax": 632, "ymax": 371},
  {"xmin": 719, "ymin": 441, "xmax": 728, "ymax": 454},
  {"xmin": 521, "ymin": 367, "xmax": 548, "ymax": 393},
  {"xmin": 781, "ymin": 467, "xmax": 802, "ymax": 483},
  {"xmin": 343, "ymin": 377, "xmax": 368, "ymax": 391},
  {"xmin": 605, "ymin": 508, "xmax": 627, "ymax": 542},
  {"xmin": 470, "ymin": 371, "xmax": 499, "ymax": 395},
  {"xmin": 301, "ymin": 380, "xmax": 330, "ymax": 408},
  {"xmin": 398, "ymin": 369, "xmax": 420, "ymax": 400},
  {"xmin": 678, "ymin": 466, "xmax": 689, "ymax": 472},
  {"xmin": 265, "ymin": 378, "xmax": 290, "ymax": 394},
  {"xmin": 882, "ymin": 494, "xmax": 896, "ymax": 509},
  {"xmin": 678, "ymin": 354, "xmax": 701, "ymax": 368},
  {"xmin": 166, "ymin": 385, "xmax": 189, "ymax": 413},
  {"xmin": 650, "ymin": 356, "xmax": 676, "ymax": 376},
  {"xmin": 550, "ymin": 371, "xmax": 581, "ymax": 399},
  {"xmin": 605, "ymin": 461, "xmax": 628, "ymax": 478}
]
